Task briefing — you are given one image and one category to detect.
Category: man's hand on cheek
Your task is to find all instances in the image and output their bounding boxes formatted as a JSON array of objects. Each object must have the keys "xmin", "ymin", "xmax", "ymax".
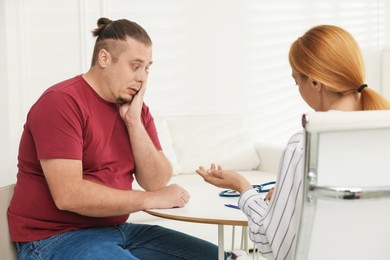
[{"xmin": 119, "ymin": 84, "xmax": 146, "ymax": 126}]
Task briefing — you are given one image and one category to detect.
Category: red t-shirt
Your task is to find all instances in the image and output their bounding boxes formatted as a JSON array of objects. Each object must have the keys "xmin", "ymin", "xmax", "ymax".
[{"xmin": 8, "ymin": 75, "xmax": 162, "ymax": 242}]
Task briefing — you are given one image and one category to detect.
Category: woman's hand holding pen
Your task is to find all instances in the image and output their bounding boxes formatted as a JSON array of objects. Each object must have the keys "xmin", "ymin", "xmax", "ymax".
[{"xmin": 264, "ymin": 187, "xmax": 275, "ymax": 201}]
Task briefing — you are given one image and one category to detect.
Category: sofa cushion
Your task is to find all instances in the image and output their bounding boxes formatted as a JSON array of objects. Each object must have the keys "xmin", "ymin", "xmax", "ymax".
[
  {"xmin": 154, "ymin": 116, "xmax": 182, "ymax": 175},
  {"xmin": 166, "ymin": 116, "xmax": 260, "ymax": 174}
]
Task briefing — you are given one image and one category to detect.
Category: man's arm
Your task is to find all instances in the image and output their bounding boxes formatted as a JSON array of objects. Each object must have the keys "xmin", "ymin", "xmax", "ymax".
[
  {"xmin": 41, "ymin": 158, "xmax": 189, "ymax": 217},
  {"xmin": 119, "ymin": 83, "xmax": 172, "ymax": 191},
  {"xmin": 125, "ymin": 120, "xmax": 173, "ymax": 191}
]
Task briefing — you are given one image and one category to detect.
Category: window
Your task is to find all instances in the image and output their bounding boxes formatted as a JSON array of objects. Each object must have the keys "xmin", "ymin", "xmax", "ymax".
[
  {"xmin": 242, "ymin": 0, "xmax": 386, "ymax": 144},
  {"xmin": 5, "ymin": 0, "xmax": 388, "ymax": 148}
]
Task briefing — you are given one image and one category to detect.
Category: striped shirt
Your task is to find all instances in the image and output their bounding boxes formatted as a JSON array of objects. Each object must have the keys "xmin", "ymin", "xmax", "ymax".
[{"xmin": 238, "ymin": 131, "xmax": 304, "ymax": 260}]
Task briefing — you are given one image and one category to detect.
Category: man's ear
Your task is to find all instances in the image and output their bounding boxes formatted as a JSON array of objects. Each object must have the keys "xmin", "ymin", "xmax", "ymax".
[{"xmin": 97, "ymin": 49, "xmax": 111, "ymax": 68}]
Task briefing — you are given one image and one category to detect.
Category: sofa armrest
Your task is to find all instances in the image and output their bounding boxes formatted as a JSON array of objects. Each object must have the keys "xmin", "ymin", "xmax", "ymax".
[{"xmin": 255, "ymin": 142, "xmax": 284, "ymax": 174}]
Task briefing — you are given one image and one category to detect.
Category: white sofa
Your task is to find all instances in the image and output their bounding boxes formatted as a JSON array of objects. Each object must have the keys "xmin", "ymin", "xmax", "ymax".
[{"xmin": 130, "ymin": 115, "xmax": 283, "ymax": 251}]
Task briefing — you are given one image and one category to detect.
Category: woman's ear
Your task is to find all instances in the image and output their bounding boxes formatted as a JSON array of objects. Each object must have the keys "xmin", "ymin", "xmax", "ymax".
[{"xmin": 310, "ymin": 78, "xmax": 322, "ymax": 92}]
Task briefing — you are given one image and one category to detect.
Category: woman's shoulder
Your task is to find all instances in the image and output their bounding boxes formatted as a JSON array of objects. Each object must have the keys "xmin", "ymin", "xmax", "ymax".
[{"xmin": 287, "ymin": 130, "xmax": 303, "ymax": 144}]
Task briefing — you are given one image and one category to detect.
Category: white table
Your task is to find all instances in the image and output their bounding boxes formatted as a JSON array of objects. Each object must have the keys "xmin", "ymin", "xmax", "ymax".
[{"xmin": 144, "ymin": 175, "xmax": 269, "ymax": 260}]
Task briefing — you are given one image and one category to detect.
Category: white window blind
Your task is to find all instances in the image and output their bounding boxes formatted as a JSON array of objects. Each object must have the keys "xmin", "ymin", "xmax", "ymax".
[
  {"xmin": 107, "ymin": 0, "xmax": 194, "ymax": 113},
  {"xmin": 107, "ymin": 0, "xmax": 387, "ymax": 145},
  {"xmin": 1, "ymin": 0, "xmax": 388, "ymax": 186},
  {"xmin": 241, "ymin": 0, "xmax": 386, "ymax": 145},
  {"xmin": 5, "ymin": 0, "xmax": 388, "ymax": 149}
]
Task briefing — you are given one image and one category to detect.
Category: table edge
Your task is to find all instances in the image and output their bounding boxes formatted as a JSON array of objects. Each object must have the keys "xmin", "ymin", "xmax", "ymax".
[{"xmin": 144, "ymin": 209, "xmax": 248, "ymax": 226}]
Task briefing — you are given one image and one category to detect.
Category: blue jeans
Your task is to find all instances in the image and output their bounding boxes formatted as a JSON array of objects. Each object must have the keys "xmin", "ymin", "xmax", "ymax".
[{"xmin": 17, "ymin": 223, "xmax": 224, "ymax": 259}]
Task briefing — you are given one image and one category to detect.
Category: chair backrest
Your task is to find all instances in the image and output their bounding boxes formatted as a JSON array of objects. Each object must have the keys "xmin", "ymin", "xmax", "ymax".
[
  {"xmin": 295, "ymin": 110, "xmax": 390, "ymax": 260},
  {"xmin": 0, "ymin": 184, "xmax": 17, "ymax": 260}
]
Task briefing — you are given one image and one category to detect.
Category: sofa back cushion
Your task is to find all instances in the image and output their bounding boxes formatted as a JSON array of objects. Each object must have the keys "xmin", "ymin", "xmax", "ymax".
[
  {"xmin": 160, "ymin": 115, "xmax": 260, "ymax": 174},
  {"xmin": 153, "ymin": 116, "xmax": 182, "ymax": 175}
]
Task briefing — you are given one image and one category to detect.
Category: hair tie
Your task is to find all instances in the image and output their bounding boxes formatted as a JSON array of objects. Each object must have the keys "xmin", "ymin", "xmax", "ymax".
[{"xmin": 357, "ymin": 84, "xmax": 367, "ymax": 93}]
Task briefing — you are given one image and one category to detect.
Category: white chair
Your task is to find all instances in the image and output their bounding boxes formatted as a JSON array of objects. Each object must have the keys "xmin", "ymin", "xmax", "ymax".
[
  {"xmin": 0, "ymin": 184, "xmax": 17, "ymax": 260},
  {"xmin": 295, "ymin": 110, "xmax": 390, "ymax": 260}
]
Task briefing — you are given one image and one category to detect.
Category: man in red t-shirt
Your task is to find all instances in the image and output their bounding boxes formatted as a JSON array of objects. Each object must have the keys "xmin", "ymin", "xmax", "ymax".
[{"xmin": 8, "ymin": 17, "xmax": 220, "ymax": 259}]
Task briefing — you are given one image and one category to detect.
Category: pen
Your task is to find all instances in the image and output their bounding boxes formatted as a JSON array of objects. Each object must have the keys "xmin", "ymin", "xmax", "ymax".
[{"xmin": 224, "ymin": 204, "xmax": 240, "ymax": 210}]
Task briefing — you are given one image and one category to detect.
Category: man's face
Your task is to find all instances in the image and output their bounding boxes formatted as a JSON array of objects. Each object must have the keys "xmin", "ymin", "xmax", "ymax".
[{"xmin": 103, "ymin": 37, "xmax": 153, "ymax": 104}]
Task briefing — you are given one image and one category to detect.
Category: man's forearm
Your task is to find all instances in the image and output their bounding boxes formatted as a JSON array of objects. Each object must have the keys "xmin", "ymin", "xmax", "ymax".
[
  {"xmin": 55, "ymin": 178, "xmax": 152, "ymax": 217},
  {"xmin": 127, "ymin": 122, "xmax": 173, "ymax": 191}
]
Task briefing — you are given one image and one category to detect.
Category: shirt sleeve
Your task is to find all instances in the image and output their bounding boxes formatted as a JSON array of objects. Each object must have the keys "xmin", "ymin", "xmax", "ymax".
[
  {"xmin": 28, "ymin": 91, "xmax": 84, "ymax": 160},
  {"xmin": 238, "ymin": 131, "xmax": 304, "ymax": 260},
  {"xmin": 238, "ymin": 188, "xmax": 273, "ymax": 254}
]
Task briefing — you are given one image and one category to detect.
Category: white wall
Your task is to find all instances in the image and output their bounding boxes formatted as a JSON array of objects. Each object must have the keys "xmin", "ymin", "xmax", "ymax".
[
  {"xmin": 1, "ymin": 0, "xmax": 18, "ymax": 187},
  {"xmin": 0, "ymin": 0, "xmax": 14, "ymax": 187},
  {"xmin": 1, "ymin": 0, "xmax": 389, "ymax": 186},
  {"xmin": 383, "ymin": 1, "xmax": 390, "ymax": 99}
]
